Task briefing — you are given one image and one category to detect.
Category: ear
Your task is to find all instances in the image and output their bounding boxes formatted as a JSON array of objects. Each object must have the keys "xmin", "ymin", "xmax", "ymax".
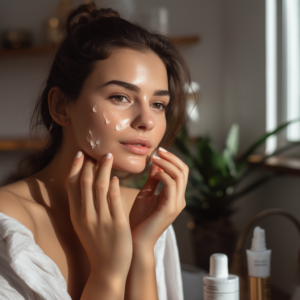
[{"xmin": 48, "ymin": 87, "xmax": 70, "ymax": 127}]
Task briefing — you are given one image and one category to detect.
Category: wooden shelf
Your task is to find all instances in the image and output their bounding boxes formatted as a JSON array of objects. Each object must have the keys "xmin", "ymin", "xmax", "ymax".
[
  {"xmin": 248, "ymin": 154, "xmax": 300, "ymax": 176},
  {"xmin": 0, "ymin": 35, "xmax": 200, "ymax": 57},
  {"xmin": 169, "ymin": 35, "xmax": 200, "ymax": 45},
  {"xmin": 0, "ymin": 139, "xmax": 47, "ymax": 151},
  {"xmin": 0, "ymin": 45, "xmax": 56, "ymax": 57}
]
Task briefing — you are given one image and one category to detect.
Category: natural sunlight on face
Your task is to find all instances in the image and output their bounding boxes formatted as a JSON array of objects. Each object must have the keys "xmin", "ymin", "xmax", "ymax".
[{"xmin": 68, "ymin": 48, "xmax": 169, "ymax": 173}]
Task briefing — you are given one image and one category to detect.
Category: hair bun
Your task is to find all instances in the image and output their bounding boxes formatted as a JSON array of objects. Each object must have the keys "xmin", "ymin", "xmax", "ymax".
[{"xmin": 66, "ymin": 3, "xmax": 120, "ymax": 34}]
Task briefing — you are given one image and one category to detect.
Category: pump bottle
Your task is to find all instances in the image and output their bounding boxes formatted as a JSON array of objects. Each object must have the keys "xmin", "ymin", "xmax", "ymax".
[
  {"xmin": 203, "ymin": 253, "xmax": 239, "ymax": 300},
  {"xmin": 246, "ymin": 226, "xmax": 271, "ymax": 300}
]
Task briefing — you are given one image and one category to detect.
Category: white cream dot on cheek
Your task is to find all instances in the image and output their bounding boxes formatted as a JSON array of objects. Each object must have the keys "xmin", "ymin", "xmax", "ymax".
[
  {"xmin": 92, "ymin": 105, "xmax": 97, "ymax": 113},
  {"xmin": 103, "ymin": 112, "xmax": 110, "ymax": 124},
  {"xmin": 114, "ymin": 118, "xmax": 130, "ymax": 132},
  {"xmin": 90, "ymin": 140, "xmax": 96, "ymax": 149},
  {"xmin": 115, "ymin": 124, "xmax": 121, "ymax": 131},
  {"xmin": 120, "ymin": 118, "xmax": 130, "ymax": 129},
  {"xmin": 86, "ymin": 130, "xmax": 100, "ymax": 150}
]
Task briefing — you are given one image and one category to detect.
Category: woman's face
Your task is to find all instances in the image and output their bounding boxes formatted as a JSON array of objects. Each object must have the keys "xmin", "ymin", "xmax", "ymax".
[{"xmin": 68, "ymin": 48, "xmax": 169, "ymax": 173}]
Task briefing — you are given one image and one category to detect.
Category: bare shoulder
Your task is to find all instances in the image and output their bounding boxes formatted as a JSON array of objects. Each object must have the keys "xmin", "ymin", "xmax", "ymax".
[{"xmin": 0, "ymin": 182, "xmax": 37, "ymax": 237}]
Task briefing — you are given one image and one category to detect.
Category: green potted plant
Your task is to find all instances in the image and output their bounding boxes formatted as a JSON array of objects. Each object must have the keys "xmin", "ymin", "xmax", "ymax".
[
  {"xmin": 173, "ymin": 119, "xmax": 300, "ymax": 270},
  {"xmin": 125, "ymin": 119, "xmax": 300, "ymax": 270}
]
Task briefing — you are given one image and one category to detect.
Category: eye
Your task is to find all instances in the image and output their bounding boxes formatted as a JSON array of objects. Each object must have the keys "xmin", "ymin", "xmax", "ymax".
[
  {"xmin": 109, "ymin": 94, "xmax": 129, "ymax": 103},
  {"xmin": 151, "ymin": 102, "xmax": 166, "ymax": 111}
]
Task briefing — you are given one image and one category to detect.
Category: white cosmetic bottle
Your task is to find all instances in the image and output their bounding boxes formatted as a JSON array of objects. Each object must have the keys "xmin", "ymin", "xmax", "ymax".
[
  {"xmin": 246, "ymin": 226, "xmax": 271, "ymax": 300},
  {"xmin": 203, "ymin": 253, "xmax": 239, "ymax": 300}
]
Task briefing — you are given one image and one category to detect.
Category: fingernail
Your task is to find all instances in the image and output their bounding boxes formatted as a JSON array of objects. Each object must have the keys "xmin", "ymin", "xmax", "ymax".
[
  {"xmin": 106, "ymin": 153, "xmax": 112, "ymax": 159},
  {"xmin": 75, "ymin": 151, "xmax": 82, "ymax": 159},
  {"xmin": 113, "ymin": 176, "xmax": 118, "ymax": 179},
  {"xmin": 153, "ymin": 155, "xmax": 161, "ymax": 159},
  {"xmin": 159, "ymin": 147, "xmax": 167, "ymax": 152}
]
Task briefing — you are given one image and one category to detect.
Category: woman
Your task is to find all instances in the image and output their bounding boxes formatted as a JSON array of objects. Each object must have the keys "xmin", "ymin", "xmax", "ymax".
[{"xmin": 0, "ymin": 3, "xmax": 190, "ymax": 300}]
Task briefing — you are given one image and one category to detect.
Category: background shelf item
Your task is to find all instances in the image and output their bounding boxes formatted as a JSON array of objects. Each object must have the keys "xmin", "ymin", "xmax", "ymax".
[
  {"xmin": 248, "ymin": 154, "xmax": 300, "ymax": 176},
  {"xmin": 169, "ymin": 35, "xmax": 200, "ymax": 45},
  {"xmin": 0, "ymin": 35, "xmax": 200, "ymax": 57},
  {"xmin": 0, "ymin": 139, "xmax": 46, "ymax": 151},
  {"xmin": 0, "ymin": 45, "xmax": 54, "ymax": 57}
]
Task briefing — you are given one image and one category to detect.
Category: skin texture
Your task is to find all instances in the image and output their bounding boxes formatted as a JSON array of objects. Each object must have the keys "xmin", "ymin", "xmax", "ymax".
[
  {"xmin": 66, "ymin": 48, "xmax": 169, "ymax": 174},
  {"xmin": 0, "ymin": 48, "xmax": 188, "ymax": 300}
]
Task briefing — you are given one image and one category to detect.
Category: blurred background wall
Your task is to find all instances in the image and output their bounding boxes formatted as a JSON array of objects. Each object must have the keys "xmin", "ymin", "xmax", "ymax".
[{"xmin": 0, "ymin": 0, "xmax": 299, "ymax": 297}]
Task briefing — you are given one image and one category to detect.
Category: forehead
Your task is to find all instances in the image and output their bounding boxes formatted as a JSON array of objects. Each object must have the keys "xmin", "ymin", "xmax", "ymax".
[{"xmin": 89, "ymin": 48, "xmax": 169, "ymax": 88}]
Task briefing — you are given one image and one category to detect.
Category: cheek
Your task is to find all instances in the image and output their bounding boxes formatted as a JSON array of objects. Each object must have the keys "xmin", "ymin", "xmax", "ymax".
[
  {"xmin": 71, "ymin": 105, "xmax": 131, "ymax": 158},
  {"xmin": 154, "ymin": 117, "xmax": 167, "ymax": 145}
]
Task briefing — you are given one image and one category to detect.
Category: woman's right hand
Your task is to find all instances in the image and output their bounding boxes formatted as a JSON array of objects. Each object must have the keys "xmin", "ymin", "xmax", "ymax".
[{"xmin": 66, "ymin": 151, "xmax": 133, "ymax": 282}]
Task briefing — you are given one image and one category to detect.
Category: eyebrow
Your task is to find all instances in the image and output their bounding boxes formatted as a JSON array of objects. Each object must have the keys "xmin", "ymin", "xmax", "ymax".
[{"xmin": 101, "ymin": 80, "xmax": 170, "ymax": 96}]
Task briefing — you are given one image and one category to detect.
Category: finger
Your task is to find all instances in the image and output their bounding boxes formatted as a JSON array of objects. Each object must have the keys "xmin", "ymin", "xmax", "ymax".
[
  {"xmin": 108, "ymin": 176, "xmax": 126, "ymax": 220},
  {"xmin": 152, "ymin": 155, "xmax": 185, "ymax": 198},
  {"xmin": 95, "ymin": 153, "xmax": 113, "ymax": 220},
  {"xmin": 152, "ymin": 171, "xmax": 177, "ymax": 214},
  {"xmin": 138, "ymin": 164, "xmax": 161, "ymax": 197},
  {"xmin": 66, "ymin": 151, "xmax": 84, "ymax": 217},
  {"xmin": 157, "ymin": 149, "xmax": 188, "ymax": 210},
  {"xmin": 157, "ymin": 147, "xmax": 189, "ymax": 181},
  {"xmin": 80, "ymin": 158, "xmax": 97, "ymax": 218}
]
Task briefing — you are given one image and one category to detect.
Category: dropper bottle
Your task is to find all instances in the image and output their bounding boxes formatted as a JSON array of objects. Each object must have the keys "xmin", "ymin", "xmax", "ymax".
[
  {"xmin": 203, "ymin": 253, "xmax": 239, "ymax": 299},
  {"xmin": 246, "ymin": 226, "xmax": 271, "ymax": 300}
]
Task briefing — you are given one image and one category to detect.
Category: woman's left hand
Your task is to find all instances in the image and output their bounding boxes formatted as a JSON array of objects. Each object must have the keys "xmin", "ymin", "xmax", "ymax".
[{"xmin": 129, "ymin": 147, "xmax": 188, "ymax": 252}]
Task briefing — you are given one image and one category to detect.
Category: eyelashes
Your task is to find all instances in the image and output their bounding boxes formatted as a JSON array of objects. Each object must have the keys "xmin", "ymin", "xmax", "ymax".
[
  {"xmin": 109, "ymin": 94, "xmax": 128, "ymax": 103},
  {"xmin": 109, "ymin": 94, "xmax": 167, "ymax": 111},
  {"xmin": 151, "ymin": 103, "xmax": 166, "ymax": 110}
]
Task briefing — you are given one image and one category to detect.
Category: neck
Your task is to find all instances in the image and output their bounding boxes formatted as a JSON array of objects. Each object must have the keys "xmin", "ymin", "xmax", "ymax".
[{"xmin": 30, "ymin": 136, "xmax": 81, "ymax": 216}]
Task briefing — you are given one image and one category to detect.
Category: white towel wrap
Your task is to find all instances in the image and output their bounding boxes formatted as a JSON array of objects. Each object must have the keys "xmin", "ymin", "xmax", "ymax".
[{"xmin": 0, "ymin": 212, "xmax": 183, "ymax": 300}]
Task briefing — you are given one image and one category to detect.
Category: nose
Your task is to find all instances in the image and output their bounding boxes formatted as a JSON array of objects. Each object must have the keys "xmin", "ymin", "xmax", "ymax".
[{"xmin": 131, "ymin": 103, "xmax": 155, "ymax": 131}]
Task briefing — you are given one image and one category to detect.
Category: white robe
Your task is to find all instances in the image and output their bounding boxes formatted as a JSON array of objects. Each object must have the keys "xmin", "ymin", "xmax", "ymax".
[{"xmin": 0, "ymin": 212, "xmax": 184, "ymax": 300}]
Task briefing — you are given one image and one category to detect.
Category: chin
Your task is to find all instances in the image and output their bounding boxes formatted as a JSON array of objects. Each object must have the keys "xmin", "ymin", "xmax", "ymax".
[
  {"xmin": 112, "ymin": 163, "xmax": 146, "ymax": 174},
  {"xmin": 112, "ymin": 155, "xmax": 149, "ymax": 174}
]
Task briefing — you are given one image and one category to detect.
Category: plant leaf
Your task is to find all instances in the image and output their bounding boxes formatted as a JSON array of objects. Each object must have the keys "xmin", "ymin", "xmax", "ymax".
[
  {"xmin": 225, "ymin": 123, "xmax": 239, "ymax": 158},
  {"xmin": 237, "ymin": 118, "xmax": 300, "ymax": 169}
]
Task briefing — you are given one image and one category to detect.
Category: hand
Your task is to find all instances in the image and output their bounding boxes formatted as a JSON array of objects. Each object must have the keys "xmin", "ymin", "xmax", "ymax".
[
  {"xmin": 129, "ymin": 147, "xmax": 188, "ymax": 252},
  {"xmin": 66, "ymin": 151, "xmax": 133, "ymax": 280}
]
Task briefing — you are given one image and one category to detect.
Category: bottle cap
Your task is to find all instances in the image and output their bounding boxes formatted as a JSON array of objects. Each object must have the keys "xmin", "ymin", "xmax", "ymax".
[
  {"xmin": 209, "ymin": 253, "xmax": 229, "ymax": 278},
  {"xmin": 251, "ymin": 226, "xmax": 267, "ymax": 251},
  {"xmin": 204, "ymin": 253, "xmax": 239, "ymax": 294}
]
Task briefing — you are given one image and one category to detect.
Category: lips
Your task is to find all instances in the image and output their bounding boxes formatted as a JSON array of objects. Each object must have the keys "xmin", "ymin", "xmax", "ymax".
[
  {"xmin": 120, "ymin": 137, "xmax": 152, "ymax": 148},
  {"xmin": 120, "ymin": 137, "xmax": 152, "ymax": 155}
]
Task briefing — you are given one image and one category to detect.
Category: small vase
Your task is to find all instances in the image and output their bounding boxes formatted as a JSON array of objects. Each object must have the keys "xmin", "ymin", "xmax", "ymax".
[{"xmin": 45, "ymin": 0, "xmax": 71, "ymax": 45}]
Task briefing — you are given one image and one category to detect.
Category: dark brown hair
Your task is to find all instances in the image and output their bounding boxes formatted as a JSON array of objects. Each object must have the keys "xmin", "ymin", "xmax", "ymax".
[{"xmin": 4, "ymin": 3, "xmax": 191, "ymax": 185}]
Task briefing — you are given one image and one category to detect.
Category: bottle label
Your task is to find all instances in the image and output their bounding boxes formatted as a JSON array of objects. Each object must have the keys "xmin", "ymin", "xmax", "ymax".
[{"xmin": 204, "ymin": 291, "xmax": 239, "ymax": 300}]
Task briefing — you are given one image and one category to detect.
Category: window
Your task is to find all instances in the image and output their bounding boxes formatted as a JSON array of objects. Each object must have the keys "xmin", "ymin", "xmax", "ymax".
[
  {"xmin": 283, "ymin": 0, "xmax": 300, "ymax": 141},
  {"xmin": 266, "ymin": 0, "xmax": 300, "ymax": 154}
]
